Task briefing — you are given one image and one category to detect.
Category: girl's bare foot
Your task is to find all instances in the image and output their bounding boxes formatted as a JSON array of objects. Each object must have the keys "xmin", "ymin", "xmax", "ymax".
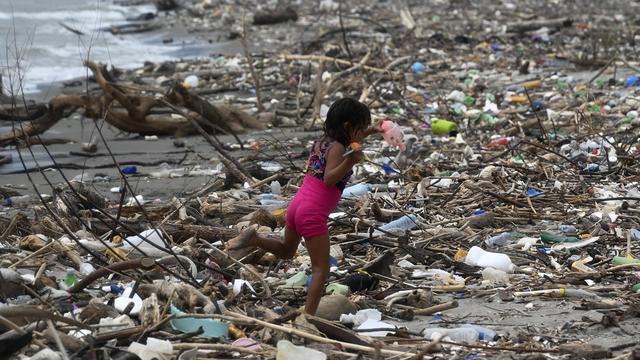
[{"xmin": 226, "ymin": 227, "xmax": 258, "ymax": 251}]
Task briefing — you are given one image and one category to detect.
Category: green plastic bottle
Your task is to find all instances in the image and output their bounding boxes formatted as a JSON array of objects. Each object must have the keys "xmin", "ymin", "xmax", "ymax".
[
  {"xmin": 285, "ymin": 271, "xmax": 308, "ymax": 287},
  {"xmin": 540, "ymin": 231, "xmax": 579, "ymax": 244},
  {"xmin": 611, "ymin": 256, "xmax": 640, "ymax": 265}
]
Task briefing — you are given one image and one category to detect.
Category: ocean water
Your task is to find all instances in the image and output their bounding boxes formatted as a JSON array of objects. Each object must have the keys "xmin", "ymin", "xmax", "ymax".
[{"xmin": 0, "ymin": 0, "xmax": 211, "ymax": 96}]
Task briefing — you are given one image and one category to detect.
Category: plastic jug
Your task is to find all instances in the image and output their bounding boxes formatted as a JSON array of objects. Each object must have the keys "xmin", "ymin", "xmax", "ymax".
[
  {"xmin": 465, "ymin": 246, "xmax": 515, "ymax": 273},
  {"xmin": 431, "ymin": 119, "xmax": 458, "ymax": 136},
  {"xmin": 380, "ymin": 214, "xmax": 417, "ymax": 233},
  {"xmin": 379, "ymin": 120, "xmax": 406, "ymax": 151},
  {"xmin": 276, "ymin": 340, "xmax": 327, "ymax": 360}
]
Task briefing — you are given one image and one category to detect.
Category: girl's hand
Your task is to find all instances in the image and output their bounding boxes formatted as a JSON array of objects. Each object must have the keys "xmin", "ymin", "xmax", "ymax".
[
  {"xmin": 372, "ymin": 119, "xmax": 383, "ymax": 132},
  {"xmin": 361, "ymin": 120, "xmax": 383, "ymax": 139},
  {"xmin": 350, "ymin": 128, "xmax": 367, "ymax": 144},
  {"xmin": 347, "ymin": 149, "xmax": 364, "ymax": 164}
]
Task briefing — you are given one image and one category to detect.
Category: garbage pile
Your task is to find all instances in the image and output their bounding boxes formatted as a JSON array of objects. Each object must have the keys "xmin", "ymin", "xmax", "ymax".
[{"xmin": 2, "ymin": 0, "xmax": 640, "ymax": 359}]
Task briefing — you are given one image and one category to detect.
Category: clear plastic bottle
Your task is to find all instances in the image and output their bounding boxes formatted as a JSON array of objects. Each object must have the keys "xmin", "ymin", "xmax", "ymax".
[
  {"xmin": 484, "ymin": 232, "xmax": 516, "ymax": 247},
  {"xmin": 462, "ymin": 324, "xmax": 497, "ymax": 341},
  {"xmin": 270, "ymin": 181, "xmax": 282, "ymax": 195},
  {"xmin": 481, "ymin": 267, "xmax": 509, "ymax": 284},
  {"xmin": 423, "ymin": 327, "xmax": 479, "ymax": 343},
  {"xmin": 558, "ymin": 225, "xmax": 578, "ymax": 235},
  {"xmin": 380, "ymin": 214, "xmax": 417, "ymax": 232},
  {"xmin": 342, "ymin": 183, "xmax": 370, "ymax": 198}
]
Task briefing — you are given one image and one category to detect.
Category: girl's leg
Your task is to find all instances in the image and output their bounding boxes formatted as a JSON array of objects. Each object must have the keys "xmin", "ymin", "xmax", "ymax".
[
  {"xmin": 226, "ymin": 226, "xmax": 301, "ymax": 259},
  {"xmin": 302, "ymin": 234, "xmax": 330, "ymax": 315}
]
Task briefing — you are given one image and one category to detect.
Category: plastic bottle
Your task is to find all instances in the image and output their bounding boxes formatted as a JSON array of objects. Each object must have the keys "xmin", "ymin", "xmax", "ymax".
[
  {"xmin": 481, "ymin": 267, "xmax": 509, "ymax": 284},
  {"xmin": 464, "ymin": 246, "xmax": 514, "ymax": 273},
  {"xmin": 380, "ymin": 214, "xmax": 417, "ymax": 233},
  {"xmin": 558, "ymin": 225, "xmax": 578, "ymax": 235},
  {"xmin": 79, "ymin": 262, "xmax": 96, "ymax": 275},
  {"xmin": 379, "ymin": 120, "xmax": 406, "ymax": 151},
  {"xmin": 339, "ymin": 309, "xmax": 381, "ymax": 327},
  {"xmin": 285, "ymin": 272, "xmax": 307, "ymax": 287},
  {"xmin": 276, "ymin": 340, "xmax": 327, "ymax": 360},
  {"xmin": 3, "ymin": 195, "xmax": 31, "ymax": 207},
  {"xmin": 484, "ymin": 232, "xmax": 517, "ymax": 247},
  {"xmin": 59, "ymin": 269, "xmax": 77, "ymax": 290},
  {"xmin": 270, "ymin": 181, "xmax": 282, "ymax": 195},
  {"xmin": 431, "ymin": 119, "xmax": 458, "ymax": 136},
  {"xmin": 423, "ymin": 327, "xmax": 479, "ymax": 343},
  {"xmin": 611, "ymin": 256, "xmax": 640, "ymax": 265},
  {"xmin": 259, "ymin": 199, "xmax": 286, "ymax": 207},
  {"xmin": 540, "ymin": 231, "xmax": 579, "ymax": 243},
  {"xmin": 342, "ymin": 183, "xmax": 370, "ymax": 198},
  {"xmin": 462, "ymin": 324, "xmax": 497, "ymax": 341},
  {"xmin": 121, "ymin": 165, "xmax": 138, "ymax": 175}
]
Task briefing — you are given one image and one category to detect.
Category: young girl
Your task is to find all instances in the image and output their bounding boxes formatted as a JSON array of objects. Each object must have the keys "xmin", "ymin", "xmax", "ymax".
[{"xmin": 226, "ymin": 97, "xmax": 378, "ymax": 315}]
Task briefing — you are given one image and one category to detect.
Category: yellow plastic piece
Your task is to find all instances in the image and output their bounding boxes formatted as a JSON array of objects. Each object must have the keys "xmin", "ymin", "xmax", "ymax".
[
  {"xmin": 522, "ymin": 80, "xmax": 542, "ymax": 89},
  {"xmin": 509, "ymin": 95, "xmax": 528, "ymax": 103},
  {"xmin": 454, "ymin": 249, "xmax": 468, "ymax": 262}
]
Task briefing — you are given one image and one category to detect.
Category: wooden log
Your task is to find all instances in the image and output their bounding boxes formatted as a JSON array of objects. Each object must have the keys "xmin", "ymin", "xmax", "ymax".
[
  {"xmin": 506, "ymin": 17, "xmax": 572, "ymax": 33},
  {"xmin": 253, "ymin": 7, "xmax": 298, "ymax": 25}
]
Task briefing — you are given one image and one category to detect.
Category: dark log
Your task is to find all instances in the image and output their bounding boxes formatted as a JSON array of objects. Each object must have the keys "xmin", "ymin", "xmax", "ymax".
[
  {"xmin": 253, "ymin": 7, "xmax": 298, "ymax": 25},
  {"xmin": 506, "ymin": 17, "xmax": 572, "ymax": 33},
  {"xmin": 110, "ymin": 23, "xmax": 161, "ymax": 35},
  {"xmin": 0, "ymin": 97, "xmax": 69, "ymax": 147}
]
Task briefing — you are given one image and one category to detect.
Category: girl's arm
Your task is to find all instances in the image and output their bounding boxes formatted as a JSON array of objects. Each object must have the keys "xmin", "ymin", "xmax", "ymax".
[
  {"xmin": 323, "ymin": 142, "xmax": 360, "ymax": 187},
  {"xmin": 362, "ymin": 119, "xmax": 383, "ymax": 138}
]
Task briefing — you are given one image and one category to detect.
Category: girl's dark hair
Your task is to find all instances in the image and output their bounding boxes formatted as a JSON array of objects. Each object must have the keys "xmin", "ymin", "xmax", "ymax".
[{"xmin": 323, "ymin": 97, "xmax": 371, "ymax": 146}]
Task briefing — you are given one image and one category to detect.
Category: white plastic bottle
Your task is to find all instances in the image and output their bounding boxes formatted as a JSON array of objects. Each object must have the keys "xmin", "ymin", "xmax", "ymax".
[
  {"xmin": 342, "ymin": 183, "xmax": 370, "ymax": 198},
  {"xmin": 380, "ymin": 214, "xmax": 417, "ymax": 232},
  {"xmin": 423, "ymin": 327, "xmax": 479, "ymax": 343},
  {"xmin": 465, "ymin": 246, "xmax": 515, "ymax": 273}
]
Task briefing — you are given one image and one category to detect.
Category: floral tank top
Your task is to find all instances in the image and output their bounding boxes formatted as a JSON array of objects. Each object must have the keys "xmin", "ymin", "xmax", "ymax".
[{"xmin": 306, "ymin": 137, "xmax": 352, "ymax": 191}]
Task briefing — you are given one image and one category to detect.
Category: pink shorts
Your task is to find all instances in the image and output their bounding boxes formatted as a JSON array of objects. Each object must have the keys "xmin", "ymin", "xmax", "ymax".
[{"xmin": 286, "ymin": 175, "xmax": 341, "ymax": 238}]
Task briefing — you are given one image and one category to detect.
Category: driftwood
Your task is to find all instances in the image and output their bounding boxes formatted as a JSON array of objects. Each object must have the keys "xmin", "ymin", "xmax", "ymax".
[
  {"xmin": 0, "ymin": 61, "xmax": 264, "ymax": 146},
  {"xmin": 506, "ymin": 17, "xmax": 573, "ymax": 33},
  {"xmin": 253, "ymin": 7, "xmax": 298, "ymax": 26},
  {"xmin": 109, "ymin": 23, "xmax": 161, "ymax": 35}
]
